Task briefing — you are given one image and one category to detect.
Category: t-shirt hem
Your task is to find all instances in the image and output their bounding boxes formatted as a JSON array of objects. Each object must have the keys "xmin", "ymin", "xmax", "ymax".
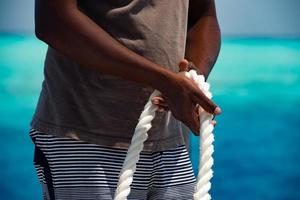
[{"xmin": 29, "ymin": 116, "xmax": 186, "ymax": 153}]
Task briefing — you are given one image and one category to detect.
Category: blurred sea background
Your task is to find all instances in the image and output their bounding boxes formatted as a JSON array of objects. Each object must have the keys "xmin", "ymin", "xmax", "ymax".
[{"xmin": 0, "ymin": 0, "xmax": 299, "ymax": 200}]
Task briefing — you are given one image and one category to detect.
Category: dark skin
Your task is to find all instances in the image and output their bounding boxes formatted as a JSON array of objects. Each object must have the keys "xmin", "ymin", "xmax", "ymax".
[
  {"xmin": 152, "ymin": 0, "xmax": 221, "ymax": 128},
  {"xmin": 186, "ymin": 0, "xmax": 221, "ymax": 79},
  {"xmin": 34, "ymin": 0, "xmax": 221, "ymax": 135}
]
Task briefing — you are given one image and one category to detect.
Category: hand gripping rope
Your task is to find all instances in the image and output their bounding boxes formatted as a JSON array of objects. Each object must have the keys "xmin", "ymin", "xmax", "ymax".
[{"xmin": 114, "ymin": 69, "xmax": 215, "ymax": 200}]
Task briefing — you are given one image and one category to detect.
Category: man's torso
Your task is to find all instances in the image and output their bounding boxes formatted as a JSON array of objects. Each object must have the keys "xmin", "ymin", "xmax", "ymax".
[{"xmin": 30, "ymin": 0, "xmax": 190, "ymax": 152}]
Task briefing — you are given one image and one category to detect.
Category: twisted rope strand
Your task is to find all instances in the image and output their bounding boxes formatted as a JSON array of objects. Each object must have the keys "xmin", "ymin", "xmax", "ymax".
[{"xmin": 114, "ymin": 70, "xmax": 215, "ymax": 200}]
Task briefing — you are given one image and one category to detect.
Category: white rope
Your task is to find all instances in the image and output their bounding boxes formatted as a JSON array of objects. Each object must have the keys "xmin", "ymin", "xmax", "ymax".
[{"xmin": 114, "ymin": 70, "xmax": 215, "ymax": 200}]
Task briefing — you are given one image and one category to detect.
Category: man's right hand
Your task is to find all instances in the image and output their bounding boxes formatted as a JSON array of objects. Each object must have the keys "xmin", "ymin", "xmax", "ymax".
[{"xmin": 161, "ymin": 61, "xmax": 221, "ymax": 135}]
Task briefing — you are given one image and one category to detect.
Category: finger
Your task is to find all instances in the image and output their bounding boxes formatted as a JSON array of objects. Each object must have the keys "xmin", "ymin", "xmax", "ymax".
[
  {"xmin": 178, "ymin": 59, "xmax": 189, "ymax": 72},
  {"xmin": 190, "ymin": 110, "xmax": 200, "ymax": 136},
  {"xmin": 195, "ymin": 104, "xmax": 204, "ymax": 116},
  {"xmin": 211, "ymin": 120, "xmax": 217, "ymax": 127},
  {"xmin": 193, "ymin": 88, "xmax": 222, "ymax": 115},
  {"xmin": 151, "ymin": 96, "xmax": 162, "ymax": 104},
  {"xmin": 155, "ymin": 103, "xmax": 169, "ymax": 110},
  {"xmin": 151, "ymin": 98, "xmax": 158, "ymax": 105},
  {"xmin": 151, "ymin": 97, "xmax": 167, "ymax": 106},
  {"xmin": 152, "ymin": 96, "xmax": 165, "ymax": 103}
]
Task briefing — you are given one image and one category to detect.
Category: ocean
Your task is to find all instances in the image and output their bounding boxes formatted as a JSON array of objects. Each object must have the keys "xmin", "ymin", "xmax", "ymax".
[{"xmin": 0, "ymin": 34, "xmax": 299, "ymax": 200}]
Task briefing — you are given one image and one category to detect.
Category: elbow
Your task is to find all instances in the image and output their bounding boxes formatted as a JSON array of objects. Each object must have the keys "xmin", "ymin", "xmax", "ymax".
[
  {"xmin": 34, "ymin": 0, "xmax": 53, "ymax": 42},
  {"xmin": 34, "ymin": 14, "xmax": 53, "ymax": 42},
  {"xmin": 34, "ymin": 23, "xmax": 49, "ymax": 42},
  {"xmin": 34, "ymin": 27, "xmax": 45, "ymax": 41},
  {"xmin": 34, "ymin": 23, "xmax": 57, "ymax": 47}
]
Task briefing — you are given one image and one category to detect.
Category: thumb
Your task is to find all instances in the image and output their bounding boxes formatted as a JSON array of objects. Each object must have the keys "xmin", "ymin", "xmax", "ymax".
[{"xmin": 178, "ymin": 59, "xmax": 189, "ymax": 72}]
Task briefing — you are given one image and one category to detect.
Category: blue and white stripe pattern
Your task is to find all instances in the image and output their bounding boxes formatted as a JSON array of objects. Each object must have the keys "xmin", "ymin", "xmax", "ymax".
[{"xmin": 29, "ymin": 128, "xmax": 196, "ymax": 200}]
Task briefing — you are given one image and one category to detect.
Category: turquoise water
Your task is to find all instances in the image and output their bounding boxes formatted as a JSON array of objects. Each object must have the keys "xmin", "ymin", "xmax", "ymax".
[{"xmin": 0, "ymin": 34, "xmax": 299, "ymax": 200}]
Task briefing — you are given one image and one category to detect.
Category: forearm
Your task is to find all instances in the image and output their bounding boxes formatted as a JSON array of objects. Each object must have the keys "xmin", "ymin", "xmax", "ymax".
[
  {"xmin": 35, "ymin": 0, "xmax": 176, "ymax": 94},
  {"xmin": 184, "ymin": 1, "xmax": 221, "ymax": 80}
]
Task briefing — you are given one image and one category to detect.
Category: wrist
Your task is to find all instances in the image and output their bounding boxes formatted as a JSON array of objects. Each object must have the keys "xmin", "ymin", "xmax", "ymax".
[
  {"xmin": 188, "ymin": 61, "xmax": 205, "ymax": 76},
  {"xmin": 153, "ymin": 69, "xmax": 178, "ymax": 94}
]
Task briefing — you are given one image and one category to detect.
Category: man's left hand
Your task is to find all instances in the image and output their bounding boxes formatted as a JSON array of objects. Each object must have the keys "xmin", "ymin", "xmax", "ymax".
[{"xmin": 151, "ymin": 59, "xmax": 217, "ymax": 126}]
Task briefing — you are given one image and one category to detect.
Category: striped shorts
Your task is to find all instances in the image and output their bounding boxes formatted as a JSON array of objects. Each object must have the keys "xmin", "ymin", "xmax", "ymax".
[{"xmin": 29, "ymin": 127, "xmax": 196, "ymax": 200}]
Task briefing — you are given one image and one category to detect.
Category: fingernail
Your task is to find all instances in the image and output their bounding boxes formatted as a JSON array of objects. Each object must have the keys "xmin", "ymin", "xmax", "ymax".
[
  {"xmin": 153, "ymin": 99, "xmax": 159, "ymax": 104},
  {"xmin": 214, "ymin": 107, "xmax": 222, "ymax": 115}
]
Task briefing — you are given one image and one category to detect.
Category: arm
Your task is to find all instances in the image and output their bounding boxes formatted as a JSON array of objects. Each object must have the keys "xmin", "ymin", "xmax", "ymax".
[
  {"xmin": 34, "ymin": 0, "xmax": 177, "ymax": 94},
  {"xmin": 185, "ymin": 0, "xmax": 221, "ymax": 80},
  {"xmin": 35, "ymin": 0, "xmax": 220, "ymax": 135}
]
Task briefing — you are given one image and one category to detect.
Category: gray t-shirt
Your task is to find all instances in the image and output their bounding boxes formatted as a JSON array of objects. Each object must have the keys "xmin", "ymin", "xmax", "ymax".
[{"xmin": 30, "ymin": 0, "xmax": 190, "ymax": 152}]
